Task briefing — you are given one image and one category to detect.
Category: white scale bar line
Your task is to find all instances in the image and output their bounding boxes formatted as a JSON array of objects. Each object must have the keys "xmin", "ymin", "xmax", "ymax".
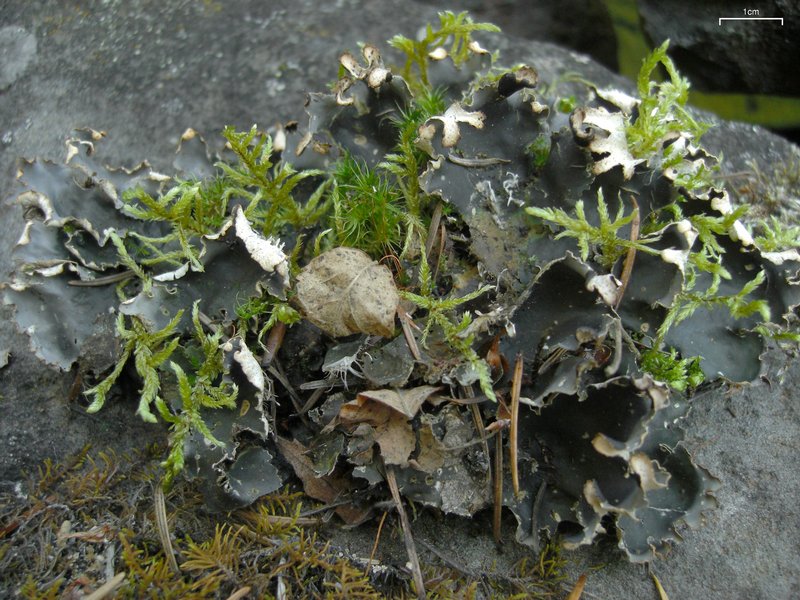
[{"xmin": 719, "ymin": 17, "xmax": 784, "ymax": 25}]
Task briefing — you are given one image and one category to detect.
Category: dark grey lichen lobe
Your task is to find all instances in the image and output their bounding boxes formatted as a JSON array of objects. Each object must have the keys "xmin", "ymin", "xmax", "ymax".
[{"xmin": 4, "ymin": 14, "xmax": 800, "ymax": 564}]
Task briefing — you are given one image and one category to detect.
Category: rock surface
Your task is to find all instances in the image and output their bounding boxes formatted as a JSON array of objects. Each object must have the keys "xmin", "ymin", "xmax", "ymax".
[
  {"xmin": 639, "ymin": 0, "xmax": 800, "ymax": 95},
  {"xmin": 1, "ymin": 1, "xmax": 798, "ymax": 598}
]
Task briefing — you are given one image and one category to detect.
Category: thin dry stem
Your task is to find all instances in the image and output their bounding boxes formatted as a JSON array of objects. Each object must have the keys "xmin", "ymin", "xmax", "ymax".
[
  {"xmin": 566, "ymin": 573, "xmax": 587, "ymax": 600},
  {"xmin": 493, "ymin": 431, "xmax": 504, "ymax": 545},
  {"xmin": 614, "ymin": 195, "xmax": 640, "ymax": 310},
  {"xmin": 365, "ymin": 510, "xmax": 389, "ymax": 578},
  {"xmin": 82, "ymin": 572, "xmax": 126, "ymax": 600},
  {"xmin": 397, "ymin": 304, "xmax": 423, "ymax": 361},
  {"xmin": 68, "ymin": 270, "xmax": 134, "ymax": 287},
  {"xmin": 385, "ymin": 464, "xmax": 426, "ymax": 600},
  {"xmin": 510, "ymin": 353, "xmax": 523, "ymax": 498},
  {"xmin": 154, "ymin": 484, "xmax": 180, "ymax": 574},
  {"xmin": 424, "ymin": 201, "xmax": 443, "ymax": 260}
]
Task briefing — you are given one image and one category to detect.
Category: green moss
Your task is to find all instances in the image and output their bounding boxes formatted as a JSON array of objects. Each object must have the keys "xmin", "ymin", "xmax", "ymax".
[
  {"xmin": 641, "ymin": 348, "xmax": 705, "ymax": 392},
  {"xmin": 555, "ymin": 95, "xmax": 577, "ymax": 113},
  {"xmin": 331, "ymin": 154, "xmax": 405, "ymax": 256},
  {"xmin": 754, "ymin": 217, "xmax": 800, "ymax": 252},
  {"xmin": 389, "ymin": 10, "xmax": 500, "ymax": 93},
  {"xmin": 526, "ymin": 188, "xmax": 658, "ymax": 268},
  {"xmin": 525, "ymin": 134, "xmax": 552, "ymax": 170},
  {"xmin": 400, "ymin": 248, "xmax": 496, "ymax": 401},
  {"xmin": 624, "ymin": 40, "xmax": 714, "ymax": 192},
  {"xmin": 85, "ymin": 310, "xmax": 184, "ymax": 422}
]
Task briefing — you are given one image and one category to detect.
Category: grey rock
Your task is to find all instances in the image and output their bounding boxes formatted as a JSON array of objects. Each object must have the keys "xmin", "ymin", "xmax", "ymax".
[{"xmin": 0, "ymin": 26, "xmax": 37, "ymax": 91}]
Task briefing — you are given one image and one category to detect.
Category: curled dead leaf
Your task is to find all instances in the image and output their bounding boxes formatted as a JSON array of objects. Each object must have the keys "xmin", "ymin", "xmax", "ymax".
[{"xmin": 295, "ymin": 247, "xmax": 399, "ymax": 338}]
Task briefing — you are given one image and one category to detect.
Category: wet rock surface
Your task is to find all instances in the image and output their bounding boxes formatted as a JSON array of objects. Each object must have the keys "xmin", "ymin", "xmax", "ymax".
[{"xmin": 1, "ymin": 1, "xmax": 799, "ymax": 598}]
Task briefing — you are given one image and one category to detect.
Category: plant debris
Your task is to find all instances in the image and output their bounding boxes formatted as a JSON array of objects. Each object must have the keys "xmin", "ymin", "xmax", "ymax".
[{"xmin": 295, "ymin": 247, "xmax": 399, "ymax": 338}]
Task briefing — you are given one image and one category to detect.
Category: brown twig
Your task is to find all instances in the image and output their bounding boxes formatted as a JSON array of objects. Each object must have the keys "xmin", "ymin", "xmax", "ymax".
[
  {"xmin": 385, "ymin": 464, "xmax": 426, "ymax": 600},
  {"xmin": 397, "ymin": 304, "xmax": 423, "ymax": 361},
  {"xmin": 614, "ymin": 195, "xmax": 640, "ymax": 310},
  {"xmin": 510, "ymin": 353, "xmax": 523, "ymax": 498}
]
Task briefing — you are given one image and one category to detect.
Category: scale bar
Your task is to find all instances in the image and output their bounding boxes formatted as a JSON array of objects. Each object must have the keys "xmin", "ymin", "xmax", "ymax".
[{"xmin": 719, "ymin": 17, "xmax": 783, "ymax": 25}]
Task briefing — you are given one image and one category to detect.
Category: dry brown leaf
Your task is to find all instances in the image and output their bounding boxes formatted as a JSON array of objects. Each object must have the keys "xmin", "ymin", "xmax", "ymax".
[
  {"xmin": 357, "ymin": 385, "xmax": 441, "ymax": 419},
  {"xmin": 414, "ymin": 424, "xmax": 446, "ymax": 473},
  {"xmin": 375, "ymin": 412, "xmax": 416, "ymax": 466},
  {"xmin": 295, "ymin": 247, "xmax": 399, "ymax": 337},
  {"xmin": 275, "ymin": 437, "xmax": 370, "ymax": 526},
  {"xmin": 338, "ymin": 396, "xmax": 416, "ymax": 466}
]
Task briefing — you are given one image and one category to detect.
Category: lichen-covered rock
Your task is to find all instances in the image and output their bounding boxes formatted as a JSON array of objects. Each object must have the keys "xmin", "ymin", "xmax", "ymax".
[{"xmin": 3, "ymin": 6, "xmax": 800, "ymax": 571}]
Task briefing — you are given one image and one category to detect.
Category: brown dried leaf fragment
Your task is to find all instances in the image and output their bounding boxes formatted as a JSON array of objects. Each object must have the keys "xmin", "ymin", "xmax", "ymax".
[
  {"xmin": 295, "ymin": 247, "xmax": 399, "ymax": 338},
  {"xmin": 376, "ymin": 412, "xmax": 417, "ymax": 466},
  {"xmin": 357, "ymin": 385, "xmax": 441, "ymax": 419},
  {"xmin": 414, "ymin": 425, "xmax": 446, "ymax": 473}
]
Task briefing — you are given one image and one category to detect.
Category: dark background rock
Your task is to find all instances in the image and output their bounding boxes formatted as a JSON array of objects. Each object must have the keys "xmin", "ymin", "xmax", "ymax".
[
  {"xmin": 1, "ymin": 1, "xmax": 799, "ymax": 598},
  {"xmin": 639, "ymin": 0, "xmax": 799, "ymax": 96},
  {"xmin": 412, "ymin": 0, "xmax": 619, "ymax": 71}
]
